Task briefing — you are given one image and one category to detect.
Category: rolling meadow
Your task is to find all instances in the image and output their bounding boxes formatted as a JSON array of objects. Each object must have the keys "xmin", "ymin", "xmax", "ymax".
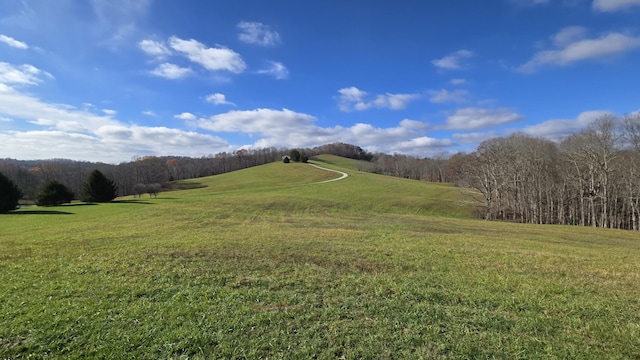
[{"xmin": 1, "ymin": 155, "xmax": 639, "ymax": 359}]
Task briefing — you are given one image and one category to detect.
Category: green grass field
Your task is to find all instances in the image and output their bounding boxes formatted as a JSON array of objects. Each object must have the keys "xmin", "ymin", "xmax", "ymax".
[{"xmin": 2, "ymin": 155, "xmax": 640, "ymax": 359}]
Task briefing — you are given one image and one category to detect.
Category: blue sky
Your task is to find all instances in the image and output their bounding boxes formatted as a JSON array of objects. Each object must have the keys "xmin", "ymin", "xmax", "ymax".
[{"xmin": 1, "ymin": 0, "xmax": 639, "ymax": 163}]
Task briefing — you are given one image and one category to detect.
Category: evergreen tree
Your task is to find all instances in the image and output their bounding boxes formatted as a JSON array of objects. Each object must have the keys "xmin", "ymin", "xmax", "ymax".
[
  {"xmin": 289, "ymin": 149, "xmax": 301, "ymax": 162},
  {"xmin": 35, "ymin": 180, "xmax": 74, "ymax": 206},
  {"xmin": 82, "ymin": 169, "xmax": 117, "ymax": 202},
  {"xmin": 0, "ymin": 172, "xmax": 23, "ymax": 213}
]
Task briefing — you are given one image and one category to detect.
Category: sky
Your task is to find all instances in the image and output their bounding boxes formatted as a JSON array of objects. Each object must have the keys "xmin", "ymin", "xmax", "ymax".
[{"xmin": 1, "ymin": 0, "xmax": 639, "ymax": 163}]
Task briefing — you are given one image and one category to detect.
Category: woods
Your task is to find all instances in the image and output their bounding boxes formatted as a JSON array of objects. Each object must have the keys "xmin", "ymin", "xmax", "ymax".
[{"xmin": 455, "ymin": 114, "xmax": 640, "ymax": 230}]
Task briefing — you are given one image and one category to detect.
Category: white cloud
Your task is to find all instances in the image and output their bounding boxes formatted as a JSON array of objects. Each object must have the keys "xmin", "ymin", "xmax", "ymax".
[
  {"xmin": 446, "ymin": 107, "xmax": 524, "ymax": 130},
  {"xmin": 552, "ymin": 26, "xmax": 589, "ymax": 47},
  {"xmin": 392, "ymin": 136, "xmax": 454, "ymax": 153},
  {"xmin": 337, "ymin": 87, "xmax": 421, "ymax": 112},
  {"xmin": 142, "ymin": 110, "xmax": 156, "ymax": 116},
  {"xmin": 257, "ymin": 61, "xmax": 289, "ymax": 79},
  {"xmin": 150, "ymin": 63, "xmax": 192, "ymax": 79},
  {"xmin": 453, "ymin": 131, "xmax": 500, "ymax": 144},
  {"xmin": 450, "ymin": 78, "xmax": 467, "ymax": 85},
  {"xmin": 199, "ymin": 108, "xmax": 314, "ymax": 134},
  {"xmin": 520, "ymin": 28, "xmax": 640, "ymax": 72},
  {"xmin": 522, "ymin": 110, "xmax": 614, "ymax": 140},
  {"xmin": 0, "ymin": 62, "xmax": 52, "ymax": 87},
  {"xmin": 432, "ymin": 50, "xmax": 473, "ymax": 70},
  {"xmin": 593, "ymin": 0, "xmax": 640, "ymax": 11},
  {"xmin": 1, "ymin": 127, "xmax": 231, "ymax": 163},
  {"xmin": 337, "ymin": 87, "xmax": 368, "ymax": 111},
  {"xmin": 196, "ymin": 108, "xmax": 447, "ymax": 156},
  {"xmin": 428, "ymin": 89, "xmax": 469, "ymax": 104},
  {"xmin": 237, "ymin": 21, "xmax": 281, "ymax": 46},
  {"xmin": 0, "ymin": 116, "xmax": 13, "ymax": 122},
  {"xmin": 0, "ymin": 83, "xmax": 231, "ymax": 162},
  {"xmin": 102, "ymin": 109, "xmax": 117, "ymax": 116},
  {"xmin": 0, "ymin": 90, "xmax": 120, "ymax": 134},
  {"xmin": 205, "ymin": 93, "xmax": 236, "ymax": 106},
  {"xmin": 174, "ymin": 112, "xmax": 197, "ymax": 121},
  {"xmin": 168, "ymin": 36, "xmax": 246, "ymax": 73},
  {"xmin": 0, "ymin": 34, "xmax": 28, "ymax": 49},
  {"xmin": 372, "ymin": 93, "xmax": 421, "ymax": 110},
  {"xmin": 139, "ymin": 39, "xmax": 171, "ymax": 58}
]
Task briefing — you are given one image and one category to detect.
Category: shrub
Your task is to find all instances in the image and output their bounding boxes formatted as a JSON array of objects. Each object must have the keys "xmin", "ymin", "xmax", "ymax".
[
  {"xmin": 35, "ymin": 180, "xmax": 74, "ymax": 206},
  {"xmin": 82, "ymin": 169, "xmax": 118, "ymax": 202},
  {"xmin": 0, "ymin": 172, "xmax": 22, "ymax": 213}
]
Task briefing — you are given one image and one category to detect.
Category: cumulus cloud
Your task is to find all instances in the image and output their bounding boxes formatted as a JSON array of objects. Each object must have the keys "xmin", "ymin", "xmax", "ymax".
[
  {"xmin": 519, "ymin": 27, "xmax": 640, "ymax": 73},
  {"xmin": 237, "ymin": 21, "xmax": 281, "ymax": 46},
  {"xmin": 174, "ymin": 112, "xmax": 197, "ymax": 121},
  {"xmin": 522, "ymin": 110, "xmax": 614, "ymax": 140},
  {"xmin": 0, "ymin": 34, "xmax": 28, "ymax": 49},
  {"xmin": 195, "ymin": 108, "xmax": 448, "ymax": 156},
  {"xmin": 139, "ymin": 39, "xmax": 171, "ymax": 58},
  {"xmin": 0, "ymin": 83, "xmax": 231, "ymax": 162},
  {"xmin": 150, "ymin": 63, "xmax": 192, "ymax": 79},
  {"xmin": 432, "ymin": 50, "xmax": 473, "ymax": 70},
  {"xmin": 205, "ymin": 93, "xmax": 236, "ymax": 106},
  {"xmin": 1, "ymin": 127, "xmax": 230, "ymax": 163},
  {"xmin": 593, "ymin": 0, "xmax": 640, "ymax": 12},
  {"xmin": 446, "ymin": 107, "xmax": 524, "ymax": 130},
  {"xmin": 168, "ymin": 36, "xmax": 246, "ymax": 73},
  {"xmin": 257, "ymin": 61, "xmax": 289, "ymax": 79},
  {"xmin": 337, "ymin": 87, "xmax": 421, "ymax": 112},
  {"xmin": 428, "ymin": 89, "xmax": 469, "ymax": 103},
  {"xmin": 198, "ymin": 108, "xmax": 315, "ymax": 134}
]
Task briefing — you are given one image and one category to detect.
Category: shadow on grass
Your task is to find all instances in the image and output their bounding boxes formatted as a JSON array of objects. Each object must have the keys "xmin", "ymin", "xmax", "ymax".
[
  {"xmin": 111, "ymin": 199, "xmax": 154, "ymax": 205},
  {"xmin": 167, "ymin": 182, "xmax": 208, "ymax": 191},
  {"xmin": 6, "ymin": 210, "xmax": 73, "ymax": 215}
]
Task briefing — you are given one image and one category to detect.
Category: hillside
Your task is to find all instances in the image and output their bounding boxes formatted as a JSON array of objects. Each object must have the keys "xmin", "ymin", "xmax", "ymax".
[{"xmin": 1, "ymin": 155, "xmax": 640, "ymax": 359}]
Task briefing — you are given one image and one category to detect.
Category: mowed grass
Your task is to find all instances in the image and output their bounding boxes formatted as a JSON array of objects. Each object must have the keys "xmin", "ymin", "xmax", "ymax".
[{"xmin": 1, "ymin": 155, "xmax": 640, "ymax": 359}]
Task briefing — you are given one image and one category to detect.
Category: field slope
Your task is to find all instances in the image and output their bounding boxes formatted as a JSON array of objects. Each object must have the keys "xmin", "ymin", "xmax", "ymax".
[{"xmin": 1, "ymin": 155, "xmax": 640, "ymax": 359}]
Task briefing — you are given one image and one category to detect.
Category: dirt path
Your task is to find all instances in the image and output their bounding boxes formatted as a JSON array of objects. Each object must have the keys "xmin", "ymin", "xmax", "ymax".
[{"xmin": 308, "ymin": 163, "xmax": 348, "ymax": 184}]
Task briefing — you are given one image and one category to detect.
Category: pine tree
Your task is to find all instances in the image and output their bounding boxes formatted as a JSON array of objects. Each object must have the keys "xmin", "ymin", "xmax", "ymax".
[
  {"xmin": 0, "ymin": 172, "xmax": 23, "ymax": 213},
  {"xmin": 82, "ymin": 170, "xmax": 117, "ymax": 202},
  {"xmin": 35, "ymin": 180, "xmax": 74, "ymax": 206}
]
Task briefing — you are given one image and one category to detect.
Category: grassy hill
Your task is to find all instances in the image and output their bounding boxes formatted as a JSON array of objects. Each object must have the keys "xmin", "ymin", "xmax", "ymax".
[{"xmin": 1, "ymin": 155, "xmax": 639, "ymax": 359}]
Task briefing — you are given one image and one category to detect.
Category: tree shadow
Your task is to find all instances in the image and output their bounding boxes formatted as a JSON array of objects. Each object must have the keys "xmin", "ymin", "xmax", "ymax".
[
  {"xmin": 6, "ymin": 210, "xmax": 73, "ymax": 215},
  {"xmin": 111, "ymin": 200, "xmax": 153, "ymax": 205},
  {"xmin": 167, "ymin": 182, "xmax": 207, "ymax": 190}
]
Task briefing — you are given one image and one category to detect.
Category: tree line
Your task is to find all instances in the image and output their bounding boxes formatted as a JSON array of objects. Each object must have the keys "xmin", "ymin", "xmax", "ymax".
[
  {"xmin": 0, "ymin": 143, "xmax": 372, "ymax": 206},
  {"xmin": 0, "ymin": 169, "xmax": 117, "ymax": 212},
  {"xmin": 361, "ymin": 114, "xmax": 640, "ymax": 231}
]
